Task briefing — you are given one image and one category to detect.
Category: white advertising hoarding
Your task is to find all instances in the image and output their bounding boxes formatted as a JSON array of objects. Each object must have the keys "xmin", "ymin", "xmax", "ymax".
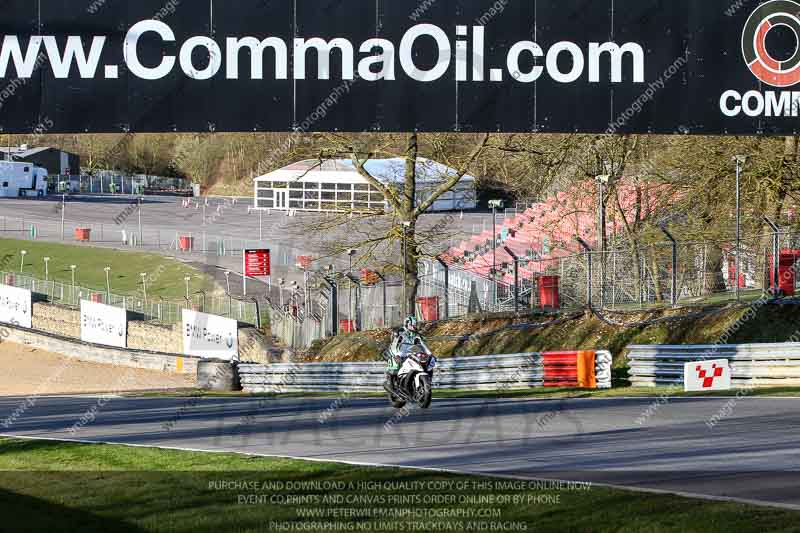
[
  {"xmin": 80, "ymin": 300, "xmax": 127, "ymax": 348},
  {"xmin": 684, "ymin": 359, "xmax": 732, "ymax": 392},
  {"xmin": 182, "ymin": 310, "xmax": 238, "ymax": 360},
  {"xmin": 0, "ymin": 284, "xmax": 32, "ymax": 328}
]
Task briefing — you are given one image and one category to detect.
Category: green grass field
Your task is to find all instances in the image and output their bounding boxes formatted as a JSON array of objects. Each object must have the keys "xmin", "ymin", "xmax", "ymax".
[
  {"xmin": 0, "ymin": 238, "xmax": 216, "ymax": 300},
  {"xmin": 0, "ymin": 437, "xmax": 797, "ymax": 533}
]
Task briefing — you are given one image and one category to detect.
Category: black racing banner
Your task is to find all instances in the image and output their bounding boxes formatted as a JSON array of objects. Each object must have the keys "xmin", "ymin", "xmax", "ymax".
[{"xmin": 0, "ymin": 0, "xmax": 799, "ymax": 134}]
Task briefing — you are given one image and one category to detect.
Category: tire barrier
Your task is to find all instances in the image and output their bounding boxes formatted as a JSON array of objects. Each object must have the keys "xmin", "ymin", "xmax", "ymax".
[
  {"xmin": 238, "ymin": 350, "xmax": 611, "ymax": 393},
  {"xmin": 626, "ymin": 343, "xmax": 800, "ymax": 387}
]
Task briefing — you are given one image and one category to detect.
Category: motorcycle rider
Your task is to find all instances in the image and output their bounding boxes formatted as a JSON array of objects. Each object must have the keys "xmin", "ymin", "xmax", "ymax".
[{"xmin": 385, "ymin": 315, "xmax": 432, "ymax": 389}]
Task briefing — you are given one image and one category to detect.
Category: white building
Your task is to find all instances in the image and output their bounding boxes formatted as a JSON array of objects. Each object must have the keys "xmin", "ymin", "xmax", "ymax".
[
  {"xmin": 0, "ymin": 161, "xmax": 49, "ymax": 198},
  {"xmin": 253, "ymin": 158, "xmax": 477, "ymax": 213}
]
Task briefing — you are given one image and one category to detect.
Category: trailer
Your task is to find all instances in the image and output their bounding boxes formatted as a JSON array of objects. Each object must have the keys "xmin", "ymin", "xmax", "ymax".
[{"xmin": 0, "ymin": 161, "xmax": 49, "ymax": 198}]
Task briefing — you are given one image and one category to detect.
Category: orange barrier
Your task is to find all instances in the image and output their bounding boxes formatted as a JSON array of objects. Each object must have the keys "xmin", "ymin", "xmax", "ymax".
[{"xmin": 543, "ymin": 350, "xmax": 597, "ymax": 388}]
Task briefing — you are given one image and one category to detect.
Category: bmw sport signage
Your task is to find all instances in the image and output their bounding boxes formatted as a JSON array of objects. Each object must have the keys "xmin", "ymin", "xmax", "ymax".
[
  {"xmin": 2, "ymin": 0, "xmax": 800, "ymax": 134},
  {"xmin": 182, "ymin": 310, "xmax": 238, "ymax": 361}
]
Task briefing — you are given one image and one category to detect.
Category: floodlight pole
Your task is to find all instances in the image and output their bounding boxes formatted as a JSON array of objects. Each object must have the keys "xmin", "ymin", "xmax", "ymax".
[{"xmin": 435, "ymin": 256, "xmax": 450, "ymax": 320}]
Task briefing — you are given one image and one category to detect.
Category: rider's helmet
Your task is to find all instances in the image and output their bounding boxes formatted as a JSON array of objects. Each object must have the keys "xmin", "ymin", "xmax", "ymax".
[{"xmin": 404, "ymin": 315, "xmax": 418, "ymax": 333}]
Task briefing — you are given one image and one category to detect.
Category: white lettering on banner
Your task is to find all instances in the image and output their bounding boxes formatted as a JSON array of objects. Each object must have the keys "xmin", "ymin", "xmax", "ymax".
[
  {"xmin": 182, "ymin": 310, "xmax": 238, "ymax": 360},
  {"xmin": 0, "ymin": 23, "xmax": 646, "ymax": 85},
  {"xmin": 0, "ymin": 284, "xmax": 31, "ymax": 328},
  {"xmin": 684, "ymin": 359, "xmax": 732, "ymax": 392},
  {"xmin": 720, "ymin": 90, "xmax": 800, "ymax": 117},
  {"xmin": 80, "ymin": 300, "xmax": 127, "ymax": 348}
]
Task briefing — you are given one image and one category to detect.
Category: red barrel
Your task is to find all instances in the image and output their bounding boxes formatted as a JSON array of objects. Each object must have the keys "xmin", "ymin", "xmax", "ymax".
[
  {"xmin": 75, "ymin": 228, "xmax": 91, "ymax": 241},
  {"xmin": 339, "ymin": 319, "xmax": 356, "ymax": 333},
  {"xmin": 90, "ymin": 293, "xmax": 103, "ymax": 303},
  {"xmin": 416, "ymin": 296, "xmax": 439, "ymax": 321},
  {"xmin": 539, "ymin": 276, "xmax": 560, "ymax": 310},
  {"xmin": 179, "ymin": 236, "xmax": 194, "ymax": 251}
]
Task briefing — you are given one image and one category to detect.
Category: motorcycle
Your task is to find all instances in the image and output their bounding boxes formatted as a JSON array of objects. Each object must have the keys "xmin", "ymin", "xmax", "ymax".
[{"xmin": 384, "ymin": 348, "xmax": 436, "ymax": 409}]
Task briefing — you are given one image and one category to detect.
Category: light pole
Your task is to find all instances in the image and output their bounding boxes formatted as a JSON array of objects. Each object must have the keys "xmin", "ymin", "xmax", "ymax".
[
  {"xmin": 224, "ymin": 271, "xmax": 231, "ymax": 294},
  {"xmin": 104, "ymin": 266, "xmax": 111, "ymax": 300},
  {"xmin": 70, "ymin": 264, "xmax": 76, "ymax": 288},
  {"xmin": 19, "ymin": 250, "xmax": 26, "ymax": 273},
  {"xmin": 140, "ymin": 273, "xmax": 148, "ymax": 306},
  {"xmin": 43, "ymin": 257, "xmax": 50, "ymax": 281},
  {"xmin": 488, "ymin": 200, "xmax": 504, "ymax": 308},
  {"xmin": 278, "ymin": 278, "xmax": 285, "ymax": 309},
  {"xmin": 184, "ymin": 276, "xmax": 191, "ymax": 300},
  {"xmin": 734, "ymin": 155, "xmax": 746, "ymax": 301}
]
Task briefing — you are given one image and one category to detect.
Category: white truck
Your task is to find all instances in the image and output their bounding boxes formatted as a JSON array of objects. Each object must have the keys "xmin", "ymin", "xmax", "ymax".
[{"xmin": 0, "ymin": 161, "xmax": 49, "ymax": 198}]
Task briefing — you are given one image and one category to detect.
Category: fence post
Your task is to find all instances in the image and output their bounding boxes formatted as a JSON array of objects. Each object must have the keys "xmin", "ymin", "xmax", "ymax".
[
  {"xmin": 660, "ymin": 226, "xmax": 678, "ymax": 307},
  {"xmin": 504, "ymin": 247, "xmax": 519, "ymax": 313},
  {"xmin": 575, "ymin": 237, "xmax": 593, "ymax": 309},
  {"xmin": 252, "ymin": 298, "xmax": 261, "ymax": 329},
  {"xmin": 435, "ymin": 256, "xmax": 450, "ymax": 320},
  {"xmin": 764, "ymin": 216, "xmax": 780, "ymax": 296}
]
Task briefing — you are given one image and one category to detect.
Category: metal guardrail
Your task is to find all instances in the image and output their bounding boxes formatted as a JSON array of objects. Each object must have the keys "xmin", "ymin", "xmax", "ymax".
[
  {"xmin": 239, "ymin": 351, "xmax": 611, "ymax": 393},
  {"xmin": 626, "ymin": 343, "xmax": 800, "ymax": 387}
]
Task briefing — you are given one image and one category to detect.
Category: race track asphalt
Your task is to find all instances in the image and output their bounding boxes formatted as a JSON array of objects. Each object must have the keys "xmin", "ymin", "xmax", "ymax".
[{"xmin": 2, "ymin": 394, "xmax": 799, "ymax": 508}]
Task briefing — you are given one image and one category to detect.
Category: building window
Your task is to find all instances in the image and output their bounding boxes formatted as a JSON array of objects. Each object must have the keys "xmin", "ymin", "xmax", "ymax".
[
  {"xmin": 336, "ymin": 183, "xmax": 352, "ymax": 190},
  {"xmin": 336, "ymin": 191, "xmax": 351, "ymax": 201},
  {"xmin": 258, "ymin": 181, "xmax": 272, "ymax": 188},
  {"xmin": 354, "ymin": 193, "xmax": 368, "ymax": 202},
  {"xmin": 354, "ymin": 183, "xmax": 369, "ymax": 191},
  {"xmin": 304, "ymin": 190, "xmax": 319, "ymax": 200},
  {"xmin": 2, "ymin": 182, "xmax": 7, "ymax": 187},
  {"xmin": 257, "ymin": 189, "xmax": 274, "ymax": 198},
  {"xmin": 321, "ymin": 183, "xmax": 336, "ymax": 190},
  {"xmin": 272, "ymin": 181, "xmax": 287, "ymax": 188},
  {"xmin": 321, "ymin": 191, "xmax": 335, "ymax": 200},
  {"xmin": 289, "ymin": 200, "xmax": 302, "ymax": 208},
  {"xmin": 304, "ymin": 201, "xmax": 320, "ymax": 210},
  {"xmin": 369, "ymin": 193, "xmax": 384, "ymax": 203},
  {"xmin": 289, "ymin": 181, "xmax": 303, "ymax": 189},
  {"xmin": 289, "ymin": 190, "xmax": 303, "ymax": 199},
  {"xmin": 304, "ymin": 182, "xmax": 319, "ymax": 190}
]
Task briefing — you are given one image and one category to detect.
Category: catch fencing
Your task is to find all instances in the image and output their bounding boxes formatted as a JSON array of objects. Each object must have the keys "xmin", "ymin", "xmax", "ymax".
[
  {"xmin": 238, "ymin": 350, "xmax": 612, "ymax": 393},
  {"xmin": 627, "ymin": 343, "xmax": 800, "ymax": 387},
  {"xmin": 417, "ymin": 230, "xmax": 800, "ymax": 317},
  {"xmin": 0, "ymin": 270, "xmax": 259, "ymax": 325}
]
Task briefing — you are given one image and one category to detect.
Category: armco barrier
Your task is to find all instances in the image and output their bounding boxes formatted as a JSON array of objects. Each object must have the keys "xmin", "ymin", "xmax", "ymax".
[
  {"xmin": 626, "ymin": 343, "xmax": 800, "ymax": 387},
  {"xmin": 238, "ymin": 350, "xmax": 611, "ymax": 393}
]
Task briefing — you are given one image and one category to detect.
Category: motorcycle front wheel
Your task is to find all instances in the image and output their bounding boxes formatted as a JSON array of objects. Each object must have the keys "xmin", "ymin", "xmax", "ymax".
[{"xmin": 415, "ymin": 374, "xmax": 432, "ymax": 409}]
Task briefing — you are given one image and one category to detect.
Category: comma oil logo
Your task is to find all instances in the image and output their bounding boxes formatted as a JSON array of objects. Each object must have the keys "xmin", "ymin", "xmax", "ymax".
[
  {"xmin": 742, "ymin": 0, "xmax": 800, "ymax": 87},
  {"xmin": 721, "ymin": 0, "xmax": 800, "ymax": 117}
]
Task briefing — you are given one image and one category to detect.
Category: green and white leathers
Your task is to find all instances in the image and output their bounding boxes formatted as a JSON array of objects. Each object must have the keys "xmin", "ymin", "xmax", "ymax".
[{"xmin": 386, "ymin": 316, "xmax": 432, "ymax": 375}]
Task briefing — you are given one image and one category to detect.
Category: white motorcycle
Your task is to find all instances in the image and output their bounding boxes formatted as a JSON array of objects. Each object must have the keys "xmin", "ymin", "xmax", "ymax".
[{"xmin": 384, "ymin": 348, "xmax": 436, "ymax": 409}]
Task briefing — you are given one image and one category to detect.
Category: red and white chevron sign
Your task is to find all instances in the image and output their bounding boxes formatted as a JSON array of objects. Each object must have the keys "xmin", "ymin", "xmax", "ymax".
[{"xmin": 684, "ymin": 359, "xmax": 732, "ymax": 392}]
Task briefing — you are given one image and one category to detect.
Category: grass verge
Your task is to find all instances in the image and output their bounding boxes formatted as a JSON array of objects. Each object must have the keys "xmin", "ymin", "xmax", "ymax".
[
  {"xmin": 0, "ymin": 237, "xmax": 216, "ymax": 299},
  {"xmin": 0, "ymin": 437, "xmax": 798, "ymax": 532}
]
